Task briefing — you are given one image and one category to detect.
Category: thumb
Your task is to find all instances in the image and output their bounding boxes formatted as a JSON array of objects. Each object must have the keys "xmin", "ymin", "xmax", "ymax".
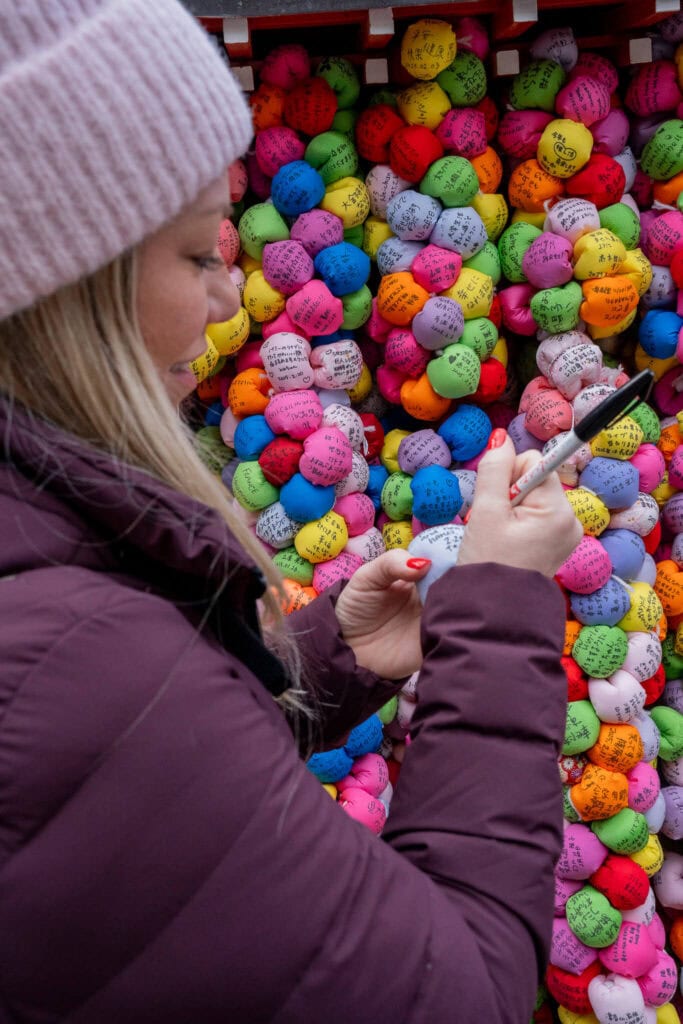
[
  {"xmin": 351, "ymin": 549, "xmax": 431, "ymax": 591},
  {"xmin": 471, "ymin": 433, "xmax": 516, "ymax": 512}
]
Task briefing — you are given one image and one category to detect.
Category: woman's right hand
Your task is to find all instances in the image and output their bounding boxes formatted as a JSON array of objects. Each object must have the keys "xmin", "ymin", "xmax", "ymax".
[{"xmin": 456, "ymin": 430, "xmax": 583, "ymax": 578}]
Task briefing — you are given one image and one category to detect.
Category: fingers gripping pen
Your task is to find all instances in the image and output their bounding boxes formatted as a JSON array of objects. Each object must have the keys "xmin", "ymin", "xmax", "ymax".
[{"xmin": 508, "ymin": 370, "xmax": 655, "ymax": 508}]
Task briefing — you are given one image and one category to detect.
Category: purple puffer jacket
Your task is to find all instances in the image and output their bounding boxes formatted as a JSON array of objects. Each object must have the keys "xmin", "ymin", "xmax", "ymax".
[{"xmin": 0, "ymin": 400, "xmax": 568, "ymax": 1024}]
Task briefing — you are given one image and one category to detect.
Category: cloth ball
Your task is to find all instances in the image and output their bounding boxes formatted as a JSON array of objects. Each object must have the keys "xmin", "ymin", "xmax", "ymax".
[
  {"xmin": 284, "ymin": 76, "xmax": 337, "ymax": 136},
  {"xmin": 598, "ymin": 203, "xmax": 640, "ymax": 250},
  {"xmin": 319, "ymin": 176, "xmax": 370, "ymax": 229},
  {"xmin": 522, "ymin": 232, "xmax": 574, "ymax": 288},
  {"xmin": 290, "ymin": 209, "xmax": 344, "ymax": 257},
  {"xmin": 497, "ymin": 109, "xmax": 554, "ymax": 160},
  {"xmin": 626, "ymin": 60, "xmax": 682, "ymax": 117},
  {"xmin": 400, "ymin": 18, "xmax": 456, "ymax": 80},
  {"xmin": 509, "ymin": 59, "xmax": 567, "ymax": 113},
  {"xmin": 287, "ymin": 280, "xmax": 344, "ymax": 336},
  {"xmin": 571, "ymin": 577, "xmax": 631, "ymax": 627},
  {"xmin": 365, "ymin": 164, "xmax": 410, "ymax": 219},
  {"xmin": 531, "ymin": 281, "xmax": 583, "ymax": 335},
  {"xmin": 238, "ymin": 202, "xmax": 290, "ymax": 261},
  {"xmin": 406, "ymin": 523, "xmax": 465, "ymax": 603},
  {"xmin": 580, "ymin": 277, "xmax": 639, "ymax": 328},
  {"xmin": 544, "ymin": 196, "xmax": 601, "ymax": 244},
  {"xmin": 305, "ymin": 130, "xmax": 358, "ymax": 186},
  {"xmin": 565, "ymin": 154, "xmax": 626, "ymax": 209},
  {"xmin": 271, "ymin": 160, "xmax": 326, "ymax": 217},
  {"xmin": 640, "ymin": 119, "xmax": 683, "ymax": 181},
  {"xmin": 280, "ymin": 473, "xmax": 336, "ymax": 521},
  {"xmin": 384, "ymin": 327, "xmax": 430, "ymax": 377},
  {"xmin": 258, "ymin": 437, "xmax": 304, "ymax": 486},
  {"xmin": 435, "ymin": 108, "xmax": 488, "ymax": 159},
  {"xmin": 430, "ymin": 207, "xmax": 488, "ymax": 259},
  {"xmin": 573, "ymin": 229, "xmax": 627, "ymax": 281},
  {"xmin": 386, "ymin": 189, "xmax": 442, "ymax": 241},
  {"xmin": 412, "ymin": 295, "xmax": 464, "ymax": 350},
  {"xmin": 411, "ymin": 244, "xmax": 462, "ymax": 292},
  {"xmin": 555, "ymin": 75, "xmax": 611, "ymax": 127},
  {"xmin": 531, "ymin": 26, "xmax": 578, "ymax": 71},
  {"xmin": 316, "ymin": 55, "xmax": 360, "ymax": 110},
  {"xmin": 420, "ymin": 156, "xmax": 479, "ymax": 208},
  {"xmin": 355, "ymin": 104, "xmax": 406, "ymax": 164},
  {"xmin": 377, "ymin": 272, "xmax": 429, "ymax": 326},
  {"xmin": 264, "ymin": 389, "xmax": 323, "ymax": 439},
  {"xmin": 261, "ymin": 43, "xmax": 309, "ymax": 90},
  {"xmin": 262, "ymin": 240, "xmax": 315, "ymax": 295},
  {"xmin": 644, "ymin": 210, "xmax": 683, "ymax": 266},
  {"xmin": 410, "ymin": 465, "xmax": 462, "ymax": 526},
  {"xmin": 426, "ymin": 343, "xmax": 481, "ymax": 399},
  {"xmin": 310, "ymin": 339, "xmax": 363, "ymax": 389},
  {"xmin": 508, "ymin": 158, "xmax": 564, "ymax": 212},
  {"xmin": 639, "ymin": 309, "xmax": 683, "ymax": 359},
  {"xmin": 497, "ymin": 221, "xmax": 542, "ymax": 282},
  {"xmin": 255, "ymin": 126, "xmax": 306, "ymax": 178},
  {"xmin": 389, "ymin": 125, "xmax": 444, "ymax": 184},
  {"xmin": 571, "ymin": 51, "xmax": 619, "ymax": 93},
  {"xmin": 537, "ymin": 118, "xmax": 593, "ymax": 178},
  {"xmin": 397, "ymin": 81, "xmax": 451, "ymax": 131},
  {"xmin": 436, "ymin": 51, "xmax": 487, "ymax": 107},
  {"xmin": 398, "ymin": 430, "xmax": 451, "ymax": 474},
  {"xmin": 314, "ymin": 242, "xmax": 370, "ymax": 297},
  {"xmin": 557, "ymin": 535, "xmax": 613, "ymax": 594},
  {"xmin": 592, "ymin": 108, "xmax": 631, "ymax": 157},
  {"xmin": 298, "ymin": 426, "xmax": 353, "ymax": 486}
]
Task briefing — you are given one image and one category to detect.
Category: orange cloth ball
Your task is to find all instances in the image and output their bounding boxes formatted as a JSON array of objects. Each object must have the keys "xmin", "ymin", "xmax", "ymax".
[{"xmin": 508, "ymin": 158, "xmax": 564, "ymax": 212}]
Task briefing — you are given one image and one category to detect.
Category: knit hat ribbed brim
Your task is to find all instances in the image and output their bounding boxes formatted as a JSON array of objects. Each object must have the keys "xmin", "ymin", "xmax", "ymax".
[{"xmin": 0, "ymin": 0, "xmax": 254, "ymax": 319}]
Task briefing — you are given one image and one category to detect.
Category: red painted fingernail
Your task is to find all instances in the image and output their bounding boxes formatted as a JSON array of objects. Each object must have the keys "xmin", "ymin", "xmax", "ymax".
[
  {"xmin": 485, "ymin": 428, "xmax": 507, "ymax": 451},
  {"xmin": 406, "ymin": 557, "xmax": 431, "ymax": 569},
  {"xmin": 462, "ymin": 509, "xmax": 471, "ymax": 524}
]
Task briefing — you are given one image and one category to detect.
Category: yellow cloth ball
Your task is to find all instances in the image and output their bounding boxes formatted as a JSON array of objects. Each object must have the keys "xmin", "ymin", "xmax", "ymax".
[
  {"xmin": 511, "ymin": 209, "xmax": 547, "ymax": 229},
  {"xmin": 472, "ymin": 192, "xmax": 508, "ymax": 241},
  {"xmin": 652, "ymin": 473, "xmax": 677, "ymax": 508},
  {"xmin": 629, "ymin": 833, "xmax": 664, "ymax": 877},
  {"xmin": 617, "ymin": 581, "xmax": 663, "ymax": 633},
  {"xmin": 382, "ymin": 520, "xmax": 414, "ymax": 549},
  {"xmin": 491, "ymin": 335, "xmax": 508, "ymax": 368},
  {"xmin": 590, "ymin": 417, "xmax": 644, "ymax": 460},
  {"xmin": 243, "ymin": 270, "xmax": 286, "ymax": 323},
  {"xmin": 294, "ymin": 511, "xmax": 349, "ymax": 564},
  {"xmin": 347, "ymin": 362, "xmax": 373, "ymax": 403},
  {"xmin": 573, "ymin": 229, "xmax": 627, "ymax": 280},
  {"xmin": 238, "ymin": 252, "xmax": 262, "ymax": 277},
  {"xmin": 400, "ymin": 19, "xmax": 457, "ymax": 81},
  {"xmin": 206, "ymin": 306, "xmax": 250, "ymax": 357},
  {"xmin": 363, "ymin": 217, "xmax": 394, "ymax": 260},
  {"xmin": 320, "ymin": 177, "xmax": 370, "ymax": 229},
  {"xmin": 191, "ymin": 337, "xmax": 221, "ymax": 383},
  {"xmin": 381, "ymin": 428, "xmax": 412, "ymax": 474},
  {"xmin": 565, "ymin": 488, "xmax": 610, "ymax": 536},
  {"xmin": 397, "ymin": 80, "xmax": 451, "ymax": 130},
  {"xmin": 537, "ymin": 118, "xmax": 593, "ymax": 178},
  {"xmin": 587, "ymin": 308, "xmax": 638, "ymax": 340},
  {"xmin": 441, "ymin": 267, "xmax": 493, "ymax": 319},
  {"xmin": 634, "ymin": 345, "xmax": 680, "ymax": 381},
  {"xmin": 619, "ymin": 248, "xmax": 653, "ymax": 297}
]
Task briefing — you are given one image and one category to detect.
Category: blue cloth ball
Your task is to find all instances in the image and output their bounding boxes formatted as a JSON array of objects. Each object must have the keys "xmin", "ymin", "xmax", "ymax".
[
  {"xmin": 314, "ymin": 242, "xmax": 371, "ymax": 297},
  {"xmin": 280, "ymin": 472, "xmax": 336, "ymax": 521},
  {"xmin": 203, "ymin": 400, "xmax": 224, "ymax": 428},
  {"xmin": 570, "ymin": 576, "xmax": 631, "ymax": 627},
  {"xmin": 367, "ymin": 464, "xmax": 389, "ymax": 510},
  {"xmin": 579, "ymin": 457, "xmax": 640, "ymax": 511},
  {"xmin": 410, "ymin": 465, "xmax": 462, "ymax": 526},
  {"xmin": 599, "ymin": 529, "xmax": 646, "ymax": 582},
  {"xmin": 438, "ymin": 404, "xmax": 492, "ymax": 461},
  {"xmin": 271, "ymin": 160, "xmax": 326, "ymax": 217},
  {"xmin": 307, "ymin": 748, "xmax": 354, "ymax": 783},
  {"xmin": 310, "ymin": 329, "xmax": 355, "ymax": 348},
  {"xmin": 638, "ymin": 309, "xmax": 683, "ymax": 359},
  {"xmin": 233, "ymin": 414, "xmax": 277, "ymax": 461},
  {"xmin": 344, "ymin": 714, "xmax": 383, "ymax": 758}
]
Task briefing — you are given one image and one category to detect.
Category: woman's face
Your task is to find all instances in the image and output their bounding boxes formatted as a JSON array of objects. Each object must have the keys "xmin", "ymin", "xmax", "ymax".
[{"xmin": 137, "ymin": 175, "xmax": 240, "ymax": 405}]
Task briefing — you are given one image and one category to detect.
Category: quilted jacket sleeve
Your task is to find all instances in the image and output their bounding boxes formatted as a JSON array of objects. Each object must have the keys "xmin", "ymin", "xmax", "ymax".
[{"xmin": 0, "ymin": 562, "xmax": 566, "ymax": 1024}]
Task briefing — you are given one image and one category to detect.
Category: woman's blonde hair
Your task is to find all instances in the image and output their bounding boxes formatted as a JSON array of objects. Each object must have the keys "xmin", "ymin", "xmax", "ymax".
[{"xmin": 0, "ymin": 250, "xmax": 313, "ymax": 723}]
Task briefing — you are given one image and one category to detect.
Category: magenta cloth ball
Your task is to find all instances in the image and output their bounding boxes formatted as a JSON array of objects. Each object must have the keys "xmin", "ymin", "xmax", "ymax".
[
  {"xmin": 435, "ymin": 108, "xmax": 488, "ymax": 158},
  {"xmin": 555, "ymin": 75, "xmax": 611, "ymax": 127},
  {"xmin": 262, "ymin": 240, "xmax": 315, "ymax": 294},
  {"xmin": 522, "ymin": 233, "xmax": 574, "ymax": 289},
  {"xmin": 255, "ymin": 126, "xmax": 306, "ymax": 177}
]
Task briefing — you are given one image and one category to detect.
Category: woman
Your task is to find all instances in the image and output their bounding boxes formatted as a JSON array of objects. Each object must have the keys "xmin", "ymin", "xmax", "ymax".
[{"xmin": 0, "ymin": 2, "xmax": 582, "ymax": 1021}]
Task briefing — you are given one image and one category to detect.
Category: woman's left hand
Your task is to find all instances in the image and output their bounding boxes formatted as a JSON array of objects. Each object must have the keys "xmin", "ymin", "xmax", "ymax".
[{"xmin": 334, "ymin": 550, "xmax": 431, "ymax": 680}]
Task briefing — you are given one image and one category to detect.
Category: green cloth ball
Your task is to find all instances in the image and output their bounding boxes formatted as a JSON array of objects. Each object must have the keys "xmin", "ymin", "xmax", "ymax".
[
  {"xmin": 344, "ymin": 225, "xmax": 365, "ymax": 248},
  {"xmin": 591, "ymin": 808, "xmax": 650, "ymax": 855},
  {"xmin": 305, "ymin": 130, "xmax": 359, "ymax": 185},
  {"xmin": 563, "ymin": 786, "xmax": 581, "ymax": 823},
  {"xmin": 662, "ymin": 632, "xmax": 683, "ymax": 679},
  {"xmin": 378, "ymin": 696, "xmax": 398, "ymax": 724},
  {"xmin": 566, "ymin": 885, "xmax": 622, "ymax": 948},
  {"xmin": 195, "ymin": 426, "xmax": 234, "ymax": 476},
  {"xmin": 316, "ymin": 55, "xmax": 360, "ymax": 109},
  {"xmin": 427, "ymin": 343, "xmax": 482, "ymax": 399},
  {"xmin": 436, "ymin": 52, "xmax": 487, "ymax": 107},
  {"xmin": 272, "ymin": 546, "xmax": 314, "ymax": 585},
  {"xmin": 530, "ymin": 281, "xmax": 582, "ymax": 334},
  {"xmin": 232, "ymin": 461, "xmax": 280, "ymax": 511},
  {"xmin": 342, "ymin": 285, "xmax": 373, "ymax": 329},
  {"xmin": 627, "ymin": 402, "xmax": 661, "ymax": 444},
  {"xmin": 598, "ymin": 203, "xmax": 641, "ymax": 250},
  {"xmin": 641, "ymin": 119, "xmax": 683, "ymax": 181},
  {"xmin": 464, "ymin": 241, "xmax": 501, "ymax": 285},
  {"xmin": 498, "ymin": 222, "xmax": 543, "ymax": 283},
  {"xmin": 572, "ymin": 624, "xmax": 629, "ymax": 678},
  {"xmin": 650, "ymin": 706, "xmax": 683, "ymax": 761},
  {"xmin": 238, "ymin": 202, "xmax": 289, "ymax": 260},
  {"xmin": 459, "ymin": 317, "xmax": 499, "ymax": 359},
  {"xmin": 332, "ymin": 109, "xmax": 357, "ymax": 136},
  {"xmin": 509, "ymin": 60, "xmax": 567, "ymax": 113},
  {"xmin": 420, "ymin": 156, "xmax": 480, "ymax": 208},
  {"xmin": 381, "ymin": 471, "xmax": 414, "ymax": 520},
  {"xmin": 563, "ymin": 700, "xmax": 601, "ymax": 755}
]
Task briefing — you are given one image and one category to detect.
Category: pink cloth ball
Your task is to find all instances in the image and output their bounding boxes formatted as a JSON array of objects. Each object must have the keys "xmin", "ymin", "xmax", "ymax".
[
  {"xmin": 337, "ymin": 753, "xmax": 389, "ymax": 797},
  {"xmin": 334, "ymin": 492, "xmax": 376, "ymax": 536},
  {"xmin": 497, "ymin": 109, "xmax": 554, "ymax": 160},
  {"xmin": 290, "ymin": 209, "xmax": 344, "ymax": 257},
  {"xmin": 626, "ymin": 60, "xmax": 683, "ymax": 117},
  {"xmin": 643, "ymin": 210, "xmax": 683, "ymax": 266},
  {"xmin": 255, "ymin": 126, "xmax": 306, "ymax": 177},
  {"xmin": 262, "ymin": 240, "xmax": 315, "ymax": 295},
  {"xmin": 264, "ymin": 389, "xmax": 324, "ymax": 439},
  {"xmin": 384, "ymin": 328, "xmax": 430, "ymax": 377},
  {"xmin": 312, "ymin": 551, "xmax": 364, "ymax": 593},
  {"xmin": 338, "ymin": 787, "xmax": 387, "ymax": 834},
  {"xmin": 263, "ymin": 310, "xmax": 311, "ymax": 342},
  {"xmin": 591, "ymin": 109, "xmax": 630, "ymax": 157},
  {"xmin": 260, "ymin": 43, "xmax": 310, "ymax": 91},
  {"xmin": 555, "ymin": 75, "xmax": 611, "ymax": 127},
  {"xmin": 411, "ymin": 244, "xmax": 462, "ymax": 293},
  {"xmin": 435, "ymin": 108, "xmax": 488, "ymax": 159},
  {"xmin": 287, "ymin": 280, "xmax": 344, "ymax": 336},
  {"xmin": 522, "ymin": 233, "xmax": 574, "ymax": 289},
  {"xmin": 499, "ymin": 283, "xmax": 538, "ymax": 336},
  {"xmin": 556, "ymin": 535, "xmax": 612, "ymax": 594},
  {"xmin": 630, "ymin": 444, "xmax": 666, "ymax": 493}
]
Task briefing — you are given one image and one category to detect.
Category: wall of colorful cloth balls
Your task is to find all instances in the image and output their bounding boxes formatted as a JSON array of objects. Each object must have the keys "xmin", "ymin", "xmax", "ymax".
[{"xmin": 187, "ymin": 12, "xmax": 683, "ymax": 1023}]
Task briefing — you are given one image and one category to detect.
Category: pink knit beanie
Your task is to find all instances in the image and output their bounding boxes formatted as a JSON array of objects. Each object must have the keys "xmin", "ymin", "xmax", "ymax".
[{"xmin": 0, "ymin": 0, "xmax": 253, "ymax": 319}]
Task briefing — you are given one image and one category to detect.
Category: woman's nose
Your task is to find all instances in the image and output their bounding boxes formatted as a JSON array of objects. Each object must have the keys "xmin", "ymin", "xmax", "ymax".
[{"xmin": 208, "ymin": 263, "xmax": 241, "ymax": 325}]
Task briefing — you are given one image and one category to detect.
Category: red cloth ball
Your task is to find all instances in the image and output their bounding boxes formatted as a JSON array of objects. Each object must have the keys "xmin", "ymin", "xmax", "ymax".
[
  {"xmin": 471, "ymin": 357, "xmax": 506, "ymax": 405},
  {"xmin": 545, "ymin": 962, "xmax": 603, "ymax": 1015},
  {"xmin": 564, "ymin": 153, "xmax": 626, "ymax": 210},
  {"xmin": 671, "ymin": 244, "xmax": 683, "ymax": 289},
  {"xmin": 389, "ymin": 125, "xmax": 444, "ymax": 184},
  {"xmin": 475, "ymin": 95, "xmax": 499, "ymax": 141},
  {"xmin": 355, "ymin": 104, "xmax": 406, "ymax": 164},
  {"xmin": 284, "ymin": 77, "xmax": 338, "ymax": 136},
  {"xmin": 488, "ymin": 293, "xmax": 502, "ymax": 330},
  {"xmin": 643, "ymin": 518, "xmax": 662, "ymax": 555},
  {"xmin": 642, "ymin": 663, "xmax": 666, "ymax": 706},
  {"xmin": 562, "ymin": 655, "xmax": 589, "ymax": 701},
  {"xmin": 590, "ymin": 854, "xmax": 650, "ymax": 910},
  {"xmin": 359, "ymin": 413, "xmax": 385, "ymax": 461},
  {"xmin": 386, "ymin": 757, "xmax": 401, "ymax": 787},
  {"xmin": 258, "ymin": 436, "xmax": 304, "ymax": 486}
]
